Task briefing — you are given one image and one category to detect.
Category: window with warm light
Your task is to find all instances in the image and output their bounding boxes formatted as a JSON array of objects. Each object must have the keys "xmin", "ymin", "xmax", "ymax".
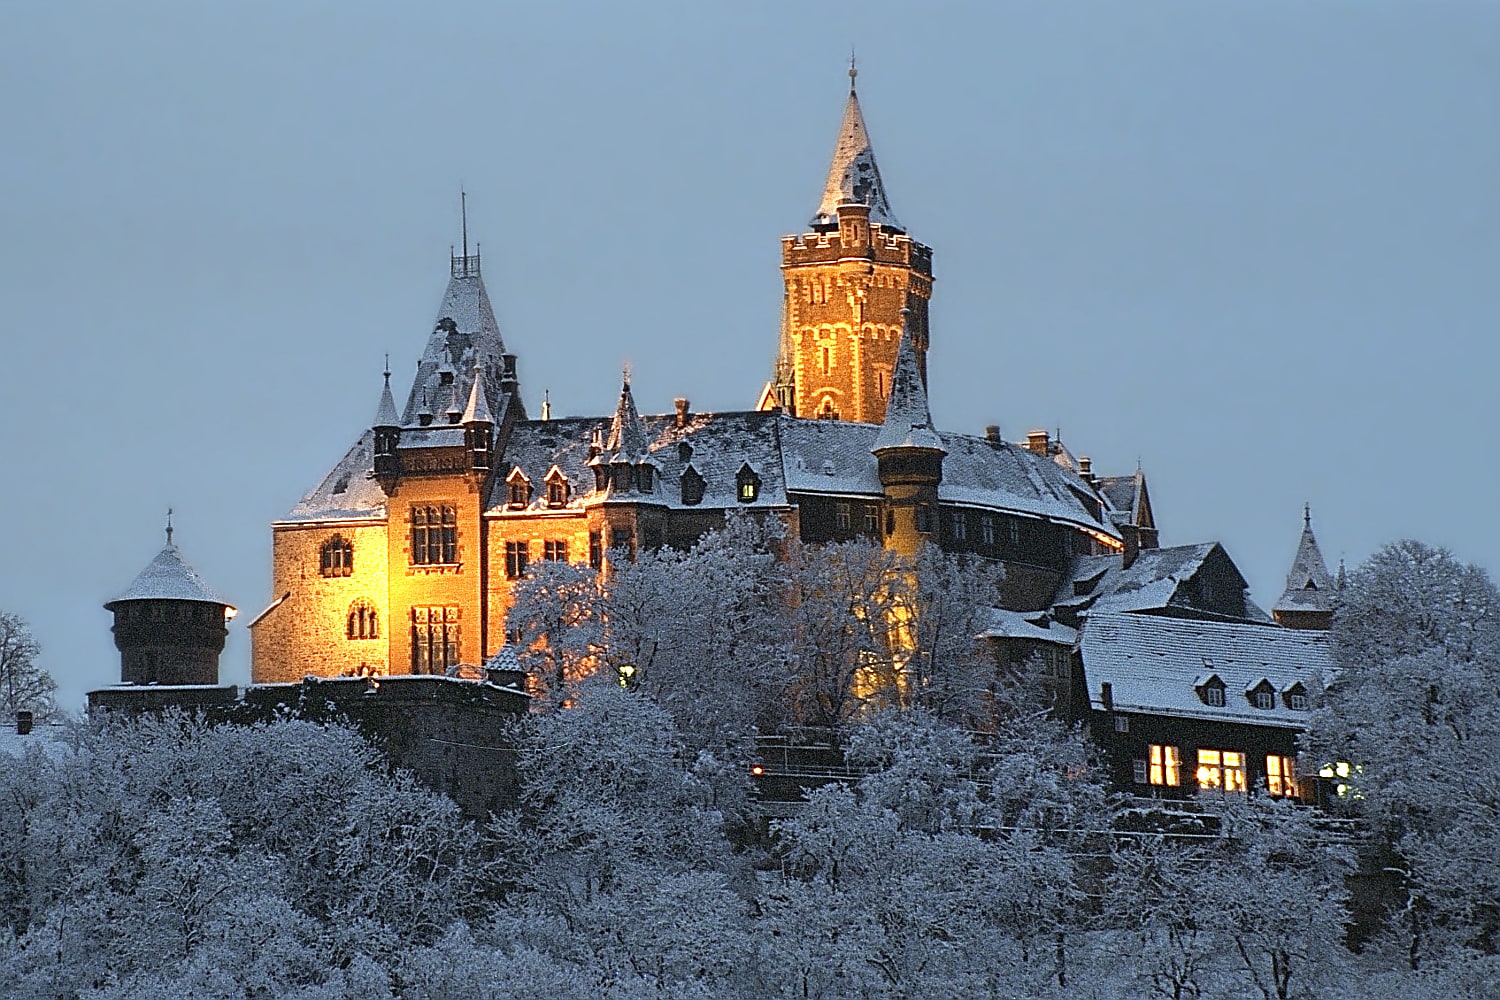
[
  {"xmin": 410, "ymin": 506, "xmax": 457, "ymax": 565},
  {"xmin": 1148, "ymin": 744, "xmax": 1181, "ymax": 787},
  {"xmin": 1197, "ymin": 749, "xmax": 1247, "ymax": 793},
  {"xmin": 1267, "ymin": 755, "xmax": 1299, "ymax": 798}
]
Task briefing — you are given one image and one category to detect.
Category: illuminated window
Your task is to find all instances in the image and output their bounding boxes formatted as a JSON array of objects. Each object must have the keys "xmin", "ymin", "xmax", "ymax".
[
  {"xmin": 544, "ymin": 540, "xmax": 567, "ymax": 562},
  {"xmin": 1196, "ymin": 749, "xmax": 1247, "ymax": 793},
  {"xmin": 835, "ymin": 503, "xmax": 851, "ymax": 531},
  {"xmin": 410, "ymin": 506, "xmax": 457, "ymax": 565},
  {"xmin": 818, "ymin": 397, "xmax": 838, "ymax": 420},
  {"xmin": 410, "ymin": 606, "xmax": 460, "ymax": 674},
  {"xmin": 504, "ymin": 541, "xmax": 529, "ymax": 579},
  {"xmin": 589, "ymin": 530, "xmax": 603, "ymax": 569},
  {"xmin": 320, "ymin": 536, "xmax": 353, "ymax": 577},
  {"xmin": 1319, "ymin": 761, "xmax": 1357, "ymax": 798},
  {"xmin": 737, "ymin": 465, "xmax": 760, "ymax": 503},
  {"xmin": 863, "ymin": 505, "xmax": 879, "ymax": 533},
  {"xmin": 1148, "ymin": 745, "xmax": 1181, "ymax": 787},
  {"xmin": 981, "ymin": 516, "xmax": 995, "ymax": 545},
  {"xmin": 346, "ymin": 599, "xmax": 378, "ymax": 640},
  {"xmin": 1266, "ymin": 755, "xmax": 1299, "ymax": 798}
]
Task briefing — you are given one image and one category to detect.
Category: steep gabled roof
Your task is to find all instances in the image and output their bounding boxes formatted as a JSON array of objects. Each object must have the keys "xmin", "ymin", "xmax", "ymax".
[
  {"xmin": 871, "ymin": 318, "xmax": 944, "ymax": 455},
  {"xmin": 106, "ymin": 540, "xmax": 231, "ymax": 610},
  {"xmin": 810, "ymin": 71, "xmax": 901, "ymax": 231},
  {"xmin": 1272, "ymin": 507, "xmax": 1336, "ymax": 616}
]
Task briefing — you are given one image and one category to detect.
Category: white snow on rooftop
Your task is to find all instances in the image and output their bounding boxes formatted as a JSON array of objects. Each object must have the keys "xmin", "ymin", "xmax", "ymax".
[
  {"xmin": 1081, "ymin": 612, "xmax": 1329, "ymax": 728},
  {"xmin": 105, "ymin": 541, "xmax": 232, "ymax": 609}
]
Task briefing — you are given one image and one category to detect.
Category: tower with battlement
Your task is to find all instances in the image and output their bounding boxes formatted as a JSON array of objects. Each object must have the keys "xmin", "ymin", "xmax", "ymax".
[{"xmin": 762, "ymin": 63, "xmax": 934, "ymax": 424}]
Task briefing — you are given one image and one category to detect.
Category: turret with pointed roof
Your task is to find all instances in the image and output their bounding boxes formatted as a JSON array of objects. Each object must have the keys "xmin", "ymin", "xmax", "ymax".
[
  {"xmin": 872, "ymin": 310, "xmax": 944, "ymax": 456},
  {"xmin": 1272, "ymin": 505, "xmax": 1337, "ymax": 630},
  {"xmin": 767, "ymin": 61, "xmax": 934, "ymax": 424},
  {"xmin": 105, "ymin": 517, "xmax": 236, "ymax": 686},
  {"xmin": 872, "ymin": 309, "xmax": 944, "ymax": 558}
]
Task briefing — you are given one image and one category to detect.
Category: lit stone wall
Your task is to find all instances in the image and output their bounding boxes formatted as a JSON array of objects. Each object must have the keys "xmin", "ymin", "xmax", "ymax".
[
  {"xmin": 483, "ymin": 508, "xmax": 595, "ymax": 658},
  {"xmin": 251, "ymin": 520, "xmax": 390, "ymax": 684}
]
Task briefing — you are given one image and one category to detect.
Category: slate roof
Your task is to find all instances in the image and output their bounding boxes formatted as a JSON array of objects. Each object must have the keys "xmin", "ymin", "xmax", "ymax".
[
  {"xmin": 373, "ymin": 374, "xmax": 400, "ymax": 428},
  {"xmin": 811, "ymin": 78, "xmax": 902, "ymax": 230},
  {"xmin": 871, "ymin": 324, "xmax": 944, "ymax": 455},
  {"xmin": 460, "ymin": 365, "xmax": 494, "ymax": 425},
  {"xmin": 490, "ymin": 410, "xmax": 789, "ymax": 514},
  {"xmin": 978, "ymin": 608, "xmax": 1078, "ymax": 647},
  {"xmin": 280, "ymin": 431, "xmax": 388, "ymax": 524},
  {"xmin": 1272, "ymin": 510, "xmax": 1336, "ymax": 616},
  {"xmin": 399, "ymin": 259, "xmax": 515, "ymax": 428},
  {"xmin": 1055, "ymin": 543, "xmax": 1221, "ymax": 617},
  {"xmin": 1081, "ymin": 612, "xmax": 1330, "ymax": 728},
  {"xmin": 106, "ymin": 542, "xmax": 232, "ymax": 609}
]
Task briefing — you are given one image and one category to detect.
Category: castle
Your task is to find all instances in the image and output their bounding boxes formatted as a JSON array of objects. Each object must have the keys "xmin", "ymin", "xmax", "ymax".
[
  {"xmin": 247, "ymin": 66, "xmax": 1165, "ymax": 685},
  {"xmin": 95, "ymin": 65, "xmax": 1340, "ymax": 808}
]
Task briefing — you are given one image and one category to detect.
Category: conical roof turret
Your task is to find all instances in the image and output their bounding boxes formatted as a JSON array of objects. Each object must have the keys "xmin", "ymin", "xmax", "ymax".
[
  {"xmin": 603, "ymin": 372, "xmax": 649, "ymax": 462},
  {"xmin": 1272, "ymin": 505, "xmax": 1336, "ymax": 625},
  {"xmin": 373, "ymin": 370, "xmax": 400, "ymax": 428},
  {"xmin": 872, "ymin": 309, "xmax": 945, "ymax": 456},
  {"xmin": 810, "ymin": 62, "xmax": 901, "ymax": 231},
  {"xmin": 105, "ymin": 521, "xmax": 232, "ymax": 611},
  {"xmin": 461, "ymin": 363, "xmax": 494, "ymax": 424}
]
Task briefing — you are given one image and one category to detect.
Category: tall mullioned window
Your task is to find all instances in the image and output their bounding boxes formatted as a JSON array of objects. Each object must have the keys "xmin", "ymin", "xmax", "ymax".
[
  {"xmin": 410, "ymin": 506, "xmax": 457, "ymax": 565},
  {"xmin": 544, "ymin": 540, "xmax": 567, "ymax": 562},
  {"xmin": 505, "ymin": 541, "xmax": 529, "ymax": 579},
  {"xmin": 320, "ymin": 536, "xmax": 353, "ymax": 577},
  {"xmin": 1196, "ymin": 749, "xmax": 1247, "ymax": 793},
  {"xmin": 589, "ymin": 530, "xmax": 603, "ymax": 569},
  {"xmin": 411, "ymin": 606, "xmax": 460, "ymax": 674}
]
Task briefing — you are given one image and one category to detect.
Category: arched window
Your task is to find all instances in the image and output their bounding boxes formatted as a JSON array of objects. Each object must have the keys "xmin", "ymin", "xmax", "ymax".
[
  {"xmin": 320, "ymin": 536, "xmax": 353, "ymax": 577},
  {"xmin": 346, "ymin": 599, "xmax": 379, "ymax": 640}
]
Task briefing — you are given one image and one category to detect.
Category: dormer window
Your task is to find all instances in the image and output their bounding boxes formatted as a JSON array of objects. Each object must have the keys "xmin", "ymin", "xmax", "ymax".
[
  {"xmin": 635, "ymin": 465, "xmax": 654, "ymax": 493},
  {"xmin": 544, "ymin": 467, "xmax": 570, "ymax": 508},
  {"xmin": 505, "ymin": 469, "xmax": 531, "ymax": 509},
  {"xmin": 736, "ymin": 463, "xmax": 761, "ymax": 503},
  {"xmin": 681, "ymin": 466, "xmax": 705, "ymax": 506},
  {"xmin": 593, "ymin": 466, "xmax": 608, "ymax": 493},
  {"xmin": 1246, "ymin": 678, "xmax": 1277, "ymax": 711},
  {"xmin": 1283, "ymin": 682, "xmax": 1309, "ymax": 711},
  {"xmin": 1195, "ymin": 671, "xmax": 1227, "ymax": 708}
]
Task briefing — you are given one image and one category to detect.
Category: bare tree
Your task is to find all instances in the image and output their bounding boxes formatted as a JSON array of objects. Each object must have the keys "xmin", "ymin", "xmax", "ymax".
[{"xmin": 0, "ymin": 613, "xmax": 56, "ymax": 722}]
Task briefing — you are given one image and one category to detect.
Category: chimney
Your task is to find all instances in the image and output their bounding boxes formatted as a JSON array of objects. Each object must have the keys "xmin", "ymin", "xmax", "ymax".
[
  {"xmin": 984, "ymin": 425, "xmax": 1001, "ymax": 444},
  {"xmin": 588, "ymin": 427, "xmax": 603, "ymax": 459},
  {"xmin": 1100, "ymin": 682, "xmax": 1114, "ymax": 712},
  {"xmin": 674, "ymin": 398, "xmax": 690, "ymax": 429},
  {"xmin": 1078, "ymin": 455, "xmax": 1091, "ymax": 477},
  {"xmin": 1121, "ymin": 524, "xmax": 1141, "ymax": 569},
  {"xmin": 16, "ymin": 711, "xmax": 33, "ymax": 736},
  {"xmin": 1026, "ymin": 429, "xmax": 1050, "ymax": 456}
]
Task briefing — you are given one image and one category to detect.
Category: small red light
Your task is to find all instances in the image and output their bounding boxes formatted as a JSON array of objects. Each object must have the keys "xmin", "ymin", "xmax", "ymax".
[{"xmin": 750, "ymin": 764, "xmax": 765, "ymax": 776}]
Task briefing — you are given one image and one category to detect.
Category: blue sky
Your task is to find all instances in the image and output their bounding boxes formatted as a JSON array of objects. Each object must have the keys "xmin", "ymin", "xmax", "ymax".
[{"xmin": 2, "ymin": 2, "xmax": 1496, "ymax": 712}]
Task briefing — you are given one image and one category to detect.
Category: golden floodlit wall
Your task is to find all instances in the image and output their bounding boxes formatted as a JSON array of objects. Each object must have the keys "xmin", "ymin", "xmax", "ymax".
[{"xmin": 251, "ymin": 521, "xmax": 390, "ymax": 683}]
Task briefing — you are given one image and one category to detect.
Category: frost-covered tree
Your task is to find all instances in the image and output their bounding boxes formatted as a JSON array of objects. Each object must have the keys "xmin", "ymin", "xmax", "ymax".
[
  {"xmin": 0, "ymin": 613, "xmax": 56, "ymax": 722},
  {"xmin": 505, "ymin": 559, "xmax": 604, "ymax": 707},
  {"xmin": 1309, "ymin": 540, "xmax": 1500, "ymax": 962}
]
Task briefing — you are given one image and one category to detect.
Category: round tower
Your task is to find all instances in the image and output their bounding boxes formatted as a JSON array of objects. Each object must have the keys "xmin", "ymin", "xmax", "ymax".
[{"xmin": 104, "ymin": 517, "xmax": 236, "ymax": 686}]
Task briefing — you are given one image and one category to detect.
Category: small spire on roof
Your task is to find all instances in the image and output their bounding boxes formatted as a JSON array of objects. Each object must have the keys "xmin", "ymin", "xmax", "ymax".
[
  {"xmin": 461, "ymin": 188, "xmax": 468, "ymax": 260},
  {"xmin": 811, "ymin": 60, "xmax": 901, "ymax": 230},
  {"xmin": 165, "ymin": 508, "xmax": 173, "ymax": 546},
  {"xmin": 1304, "ymin": 502, "xmax": 1312, "ymax": 529},
  {"xmin": 373, "ymin": 365, "xmax": 401, "ymax": 428},
  {"xmin": 1272, "ymin": 505, "xmax": 1337, "ymax": 625},
  {"xmin": 872, "ymin": 305, "xmax": 945, "ymax": 456},
  {"xmin": 461, "ymin": 363, "xmax": 494, "ymax": 424},
  {"xmin": 604, "ymin": 369, "xmax": 649, "ymax": 461}
]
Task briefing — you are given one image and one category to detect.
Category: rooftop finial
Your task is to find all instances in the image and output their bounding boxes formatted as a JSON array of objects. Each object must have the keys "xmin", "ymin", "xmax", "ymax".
[
  {"xmin": 383, "ymin": 353, "xmax": 390, "ymax": 381},
  {"xmin": 165, "ymin": 507, "xmax": 174, "ymax": 546},
  {"xmin": 461, "ymin": 188, "xmax": 468, "ymax": 261},
  {"xmin": 1304, "ymin": 502, "xmax": 1312, "ymax": 529},
  {"xmin": 622, "ymin": 362, "xmax": 632, "ymax": 391},
  {"xmin": 849, "ymin": 47, "xmax": 857, "ymax": 92}
]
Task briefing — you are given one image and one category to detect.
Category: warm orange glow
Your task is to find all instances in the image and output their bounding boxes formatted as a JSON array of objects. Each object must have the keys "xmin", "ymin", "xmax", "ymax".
[
  {"xmin": 750, "ymin": 764, "xmax": 765, "ymax": 776},
  {"xmin": 1196, "ymin": 749, "xmax": 1246, "ymax": 793},
  {"xmin": 1149, "ymin": 744, "xmax": 1180, "ymax": 786},
  {"xmin": 1266, "ymin": 755, "xmax": 1298, "ymax": 797}
]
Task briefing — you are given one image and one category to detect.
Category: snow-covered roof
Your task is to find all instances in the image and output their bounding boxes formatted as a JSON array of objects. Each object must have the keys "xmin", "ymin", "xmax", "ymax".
[
  {"xmin": 978, "ymin": 608, "xmax": 1078, "ymax": 647},
  {"xmin": 106, "ymin": 541, "xmax": 232, "ymax": 609},
  {"xmin": 490, "ymin": 410, "xmax": 790, "ymax": 514},
  {"xmin": 871, "ymin": 324, "xmax": 944, "ymax": 455},
  {"xmin": 1271, "ymin": 509, "xmax": 1336, "ymax": 615},
  {"xmin": 280, "ymin": 431, "xmax": 388, "ymax": 524},
  {"xmin": 601, "ymin": 378, "xmax": 649, "ymax": 463},
  {"xmin": 373, "ymin": 373, "xmax": 400, "ymax": 428},
  {"xmin": 399, "ymin": 258, "xmax": 515, "ymax": 427},
  {"xmin": 0, "ymin": 724, "xmax": 70, "ymax": 761},
  {"xmin": 1055, "ymin": 544, "xmax": 1222, "ymax": 616},
  {"xmin": 810, "ymin": 79, "xmax": 902, "ymax": 231},
  {"xmin": 460, "ymin": 364, "xmax": 494, "ymax": 424},
  {"xmin": 1081, "ymin": 612, "xmax": 1329, "ymax": 728}
]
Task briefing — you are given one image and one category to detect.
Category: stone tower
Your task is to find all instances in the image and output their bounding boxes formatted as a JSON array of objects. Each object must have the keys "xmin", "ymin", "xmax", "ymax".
[
  {"xmin": 105, "ymin": 519, "xmax": 236, "ymax": 686},
  {"xmin": 764, "ymin": 63, "xmax": 934, "ymax": 424},
  {"xmin": 1271, "ymin": 505, "xmax": 1336, "ymax": 630},
  {"xmin": 871, "ymin": 309, "xmax": 946, "ymax": 558}
]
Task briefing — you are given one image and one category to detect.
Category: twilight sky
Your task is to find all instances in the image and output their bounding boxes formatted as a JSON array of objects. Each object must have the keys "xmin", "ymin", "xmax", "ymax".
[{"xmin": 2, "ymin": 2, "xmax": 1496, "ymax": 714}]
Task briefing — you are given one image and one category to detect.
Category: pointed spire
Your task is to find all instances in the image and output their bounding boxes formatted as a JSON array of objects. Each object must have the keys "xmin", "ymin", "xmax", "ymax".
[
  {"xmin": 1271, "ymin": 505, "xmax": 1337, "ymax": 624},
  {"xmin": 165, "ymin": 507, "xmax": 174, "ymax": 546},
  {"xmin": 461, "ymin": 364, "xmax": 494, "ymax": 424},
  {"xmin": 811, "ymin": 65, "xmax": 901, "ymax": 231},
  {"xmin": 604, "ymin": 370, "xmax": 649, "ymax": 461},
  {"xmin": 373, "ymin": 365, "xmax": 400, "ymax": 428},
  {"xmin": 872, "ymin": 307, "xmax": 945, "ymax": 455}
]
